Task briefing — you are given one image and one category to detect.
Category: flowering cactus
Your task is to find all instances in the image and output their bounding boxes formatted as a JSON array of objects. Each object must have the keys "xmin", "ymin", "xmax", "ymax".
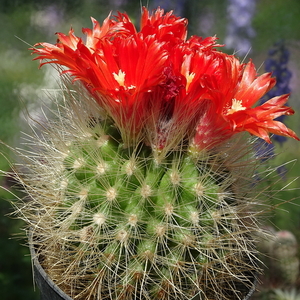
[{"xmin": 12, "ymin": 7, "xmax": 299, "ymax": 300}]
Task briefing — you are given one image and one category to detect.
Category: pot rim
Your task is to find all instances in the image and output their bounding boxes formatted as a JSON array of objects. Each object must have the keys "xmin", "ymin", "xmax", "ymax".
[{"xmin": 29, "ymin": 235, "xmax": 73, "ymax": 300}]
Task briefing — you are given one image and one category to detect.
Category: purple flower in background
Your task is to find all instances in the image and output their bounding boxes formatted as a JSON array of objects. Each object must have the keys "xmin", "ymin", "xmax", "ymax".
[
  {"xmin": 254, "ymin": 141, "xmax": 275, "ymax": 162},
  {"xmin": 225, "ymin": 0, "xmax": 256, "ymax": 56},
  {"xmin": 256, "ymin": 41, "xmax": 293, "ymax": 179},
  {"xmin": 261, "ymin": 41, "xmax": 292, "ymax": 144}
]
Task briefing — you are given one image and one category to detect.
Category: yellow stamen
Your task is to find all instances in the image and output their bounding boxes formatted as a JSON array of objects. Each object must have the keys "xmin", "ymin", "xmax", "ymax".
[
  {"xmin": 227, "ymin": 98, "xmax": 246, "ymax": 115},
  {"xmin": 113, "ymin": 69, "xmax": 126, "ymax": 87},
  {"xmin": 186, "ymin": 72, "xmax": 195, "ymax": 91}
]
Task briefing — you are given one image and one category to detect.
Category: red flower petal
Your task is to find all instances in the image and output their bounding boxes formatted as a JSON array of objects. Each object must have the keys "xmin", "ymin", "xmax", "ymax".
[
  {"xmin": 140, "ymin": 6, "xmax": 188, "ymax": 43},
  {"xmin": 234, "ymin": 61, "xmax": 276, "ymax": 107}
]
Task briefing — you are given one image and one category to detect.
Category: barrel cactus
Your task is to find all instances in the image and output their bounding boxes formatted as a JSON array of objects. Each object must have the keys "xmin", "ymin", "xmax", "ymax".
[
  {"xmin": 272, "ymin": 231, "xmax": 299, "ymax": 285},
  {"xmin": 12, "ymin": 7, "xmax": 299, "ymax": 300}
]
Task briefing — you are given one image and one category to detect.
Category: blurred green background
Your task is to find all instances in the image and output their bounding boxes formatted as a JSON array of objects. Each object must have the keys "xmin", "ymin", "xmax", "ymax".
[{"xmin": 0, "ymin": 0, "xmax": 300, "ymax": 299}]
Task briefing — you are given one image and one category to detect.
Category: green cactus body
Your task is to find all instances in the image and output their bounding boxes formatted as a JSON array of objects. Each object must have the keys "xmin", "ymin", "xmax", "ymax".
[
  {"xmin": 272, "ymin": 231, "xmax": 300, "ymax": 286},
  {"xmin": 19, "ymin": 94, "xmax": 258, "ymax": 300}
]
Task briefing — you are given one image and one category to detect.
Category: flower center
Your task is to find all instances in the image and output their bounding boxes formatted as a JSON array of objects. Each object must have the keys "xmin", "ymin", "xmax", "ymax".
[
  {"xmin": 227, "ymin": 98, "xmax": 246, "ymax": 115},
  {"xmin": 185, "ymin": 72, "xmax": 195, "ymax": 91},
  {"xmin": 112, "ymin": 69, "xmax": 136, "ymax": 91},
  {"xmin": 113, "ymin": 69, "xmax": 126, "ymax": 87}
]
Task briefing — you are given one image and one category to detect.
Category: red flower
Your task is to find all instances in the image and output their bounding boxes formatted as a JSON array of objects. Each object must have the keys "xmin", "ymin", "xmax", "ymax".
[
  {"xmin": 31, "ymin": 7, "xmax": 299, "ymax": 150},
  {"xmin": 194, "ymin": 59, "xmax": 299, "ymax": 149}
]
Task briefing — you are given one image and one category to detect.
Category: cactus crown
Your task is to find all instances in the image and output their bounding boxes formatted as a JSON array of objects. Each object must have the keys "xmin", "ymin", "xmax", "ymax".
[{"xmin": 11, "ymin": 7, "xmax": 299, "ymax": 300}]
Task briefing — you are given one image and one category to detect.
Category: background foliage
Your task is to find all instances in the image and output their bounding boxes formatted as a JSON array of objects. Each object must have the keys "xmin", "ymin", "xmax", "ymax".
[{"xmin": 0, "ymin": 0, "xmax": 300, "ymax": 299}]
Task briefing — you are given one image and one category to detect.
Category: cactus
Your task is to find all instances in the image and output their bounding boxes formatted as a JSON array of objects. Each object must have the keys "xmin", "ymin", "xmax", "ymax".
[
  {"xmin": 256, "ymin": 229, "xmax": 299, "ymax": 288},
  {"xmin": 273, "ymin": 231, "xmax": 298, "ymax": 258},
  {"xmin": 272, "ymin": 231, "xmax": 299, "ymax": 285},
  {"xmin": 21, "ymin": 94, "xmax": 260, "ymax": 300},
  {"xmin": 11, "ymin": 7, "xmax": 299, "ymax": 300}
]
